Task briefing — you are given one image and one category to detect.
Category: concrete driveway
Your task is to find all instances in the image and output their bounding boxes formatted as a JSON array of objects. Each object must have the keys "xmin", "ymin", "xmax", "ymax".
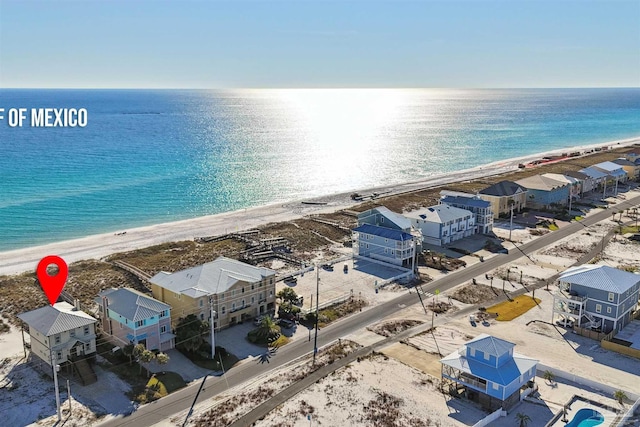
[
  {"xmin": 212, "ymin": 322, "xmax": 267, "ymax": 360},
  {"xmin": 147, "ymin": 349, "xmax": 209, "ymax": 382}
]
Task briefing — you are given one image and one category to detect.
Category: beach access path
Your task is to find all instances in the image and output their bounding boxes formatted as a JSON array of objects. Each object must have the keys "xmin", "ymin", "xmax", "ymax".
[
  {"xmin": 2, "ymin": 137, "xmax": 639, "ymax": 277},
  {"xmin": 97, "ymin": 193, "xmax": 640, "ymax": 427}
]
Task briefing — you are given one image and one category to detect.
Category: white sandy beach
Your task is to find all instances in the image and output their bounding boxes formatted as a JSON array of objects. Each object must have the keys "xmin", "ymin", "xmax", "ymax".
[{"xmin": 1, "ymin": 137, "xmax": 638, "ymax": 277}]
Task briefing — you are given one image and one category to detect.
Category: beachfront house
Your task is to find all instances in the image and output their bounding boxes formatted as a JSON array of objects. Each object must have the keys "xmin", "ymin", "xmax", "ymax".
[
  {"xmin": 440, "ymin": 192, "xmax": 494, "ymax": 234},
  {"xmin": 541, "ymin": 173, "xmax": 581, "ymax": 206},
  {"xmin": 440, "ymin": 334, "xmax": 538, "ymax": 411},
  {"xmin": 563, "ymin": 170, "xmax": 594, "ymax": 196},
  {"xmin": 477, "ymin": 181, "xmax": 527, "ymax": 219},
  {"xmin": 515, "ymin": 174, "xmax": 570, "ymax": 210},
  {"xmin": 352, "ymin": 223, "xmax": 420, "ymax": 269},
  {"xmin": 405, "ymin": 205, "xmax": 475, "ymax": 246},
  {"xmin": 357, "ymin": 206, "xmax": 413, "ymax": 232},
  {"xmin": 592, "ymin": 161, "xmax": 628, "ymax": 195},
  {"xmin": 18, "ymin": 302, "xmax": 98, "ymax": 384},
  {"xmin": 623, "ymin": 147, "xmax": 640, "ymax": 163},
  {"xmin": 149, "ymin": 257, "xmax": 277, "ymax": 330},
  {"xmin": 553, "ymin": 265, "xmax": 640, "ymax": 334},
  {"xmin": 611, "ymin": 158, "xmax": 640, "ymax": 181},
  {"xmin": 96, "ymin": 288, "xmax": 175, "ymax": 351},
  {"xmin": 579, "ymin": 166, "xmax": 609, "ymax": 195}
]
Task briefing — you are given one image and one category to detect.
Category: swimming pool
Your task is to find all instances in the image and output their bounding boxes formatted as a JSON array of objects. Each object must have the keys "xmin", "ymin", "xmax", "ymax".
[{"xmin": 565, "ymin": 408, "xmax": 604, "ymax": 427}]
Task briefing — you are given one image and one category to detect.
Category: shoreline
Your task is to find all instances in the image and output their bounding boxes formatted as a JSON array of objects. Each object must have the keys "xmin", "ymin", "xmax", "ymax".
[{"xmin": 1, "ymin": 136, "xmax": 638, "ymax": 277}]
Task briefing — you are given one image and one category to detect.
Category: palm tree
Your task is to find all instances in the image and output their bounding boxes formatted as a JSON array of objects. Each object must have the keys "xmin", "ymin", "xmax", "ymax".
[
  {"xmin": 515, "ymin": 413, "xmax": 531, "ymax": 427},
  {"xmin": 122, "ymin": 343, "xmax": 135, "ymax": 365},
  {"xmin": 543, "ymin": 370, "xmax": 555, "ymax": 384},
  {"xmin": 614, "ymin": 390, "xmax": 627, "ymax": 405},
  {"xmin": 139, "ymin": 349, "xmax": 155, "ymax": 377},
  {"xmin": 256, "ymin": 316, "xmax": 281, "ymax": 343},
  {"xmin": 155, "ymin": 352, "xmax": 170, "ymax": 369}
]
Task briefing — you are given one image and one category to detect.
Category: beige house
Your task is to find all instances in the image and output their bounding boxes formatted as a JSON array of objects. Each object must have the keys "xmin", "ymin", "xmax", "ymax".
[
  {"xmin": 149, "ymin": 257, "xmax": 277, "ymax": 330},
  {"xmin": 18, "ymin": 302, "xmax": 97, "ymax": 367},
  {"xmin": 477, "ymin": 180, "xmax": 527, "ymax": 219}
]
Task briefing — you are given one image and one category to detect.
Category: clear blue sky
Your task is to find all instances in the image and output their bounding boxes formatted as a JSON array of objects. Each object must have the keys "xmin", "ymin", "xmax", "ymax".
[{"xmin": 0, "ymin": 0, "xmax": 638, "ymax": 88}]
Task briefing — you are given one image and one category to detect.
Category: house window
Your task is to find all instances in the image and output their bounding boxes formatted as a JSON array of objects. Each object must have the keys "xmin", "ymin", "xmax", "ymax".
[
  {"xmin": 608, "ymin": 292, "xmax": 614, "ymax": 302},
  {"xmin": 384, "ymin": 248, "xmax": 388, "ymax": 254},
  {"xmin": 469, "ymin": 348, "xmax": 475, "ymax": 357},
  {"xmin": 159, "ymin": 310, "xmax": 167, "ymax": 318},
  {"xmin": 242, "ymin": 287, "xmax": 245, "ymax": 294},
  {"xmin": 492, "ymin": 382, "xmax": 499, "ymax": 391},
  {"xmin": 84, "ymin": 326, "xmax": 90, "ymax": 335},
  {"xmin": 119, "ymin": 322, "xmax": 123, "ymax": 329},
  {"xmin": 366, "ymin": 244, "xmax": 369, "ymax": 249},
  {"xmin": 54, "ymin": 334, "xmax": 61, "ymax": 344},
  {"xmin": 242, "ymin": 299, "xmax": 246, "ymax": 308},
  {"xmin": 484, "ymin": 351, "xmax": 490, "ymax": 361},
  {"xmin": 160, "ymin": 325, "xmax": 167, "ymax": 334},
  {"xmin": 221, "ymin": 306, "xmax": 226, "ymax": 314},
  {"xmin": 259, "ymin": 292, "xmax": 263, "ymax": 300},
  {"xmin": 232, "ymin": 303, "xmax": 236, "ymax": 311},
  {"xmin": 70, "ymin": 329, "xmax": 76, "ymax": 337},
  {"xmin": 269, "ymin": 290, "xmax": 273, "ymax": 297},
  {"xmin": 251, "ymin": 296, "xmax": 255, "ymax": 304},
  {"xmin": 380, "ymin": 217, "xmax": 384, "ymax": 223},
  {"xmin": 385, "ymin": 238, "xmax": 388, "ymax": 243},
  {"xmin": 135, "ymin": 320, "xmax": 144, "ymax": 328},
  {"xmin": 85, "ymin": 343, "xmax": 91, "ymax": 352},
  {"xmin": 177, "ymin": 293, "xmax": 181, "ymax": 300},
  {"xmin": 251, "ymin": 284, "xmax": 255, "ymax": 290},
  {"xmin": 57, "ymin": 351, "xmax": 62, "ymax": 360},
  {"xmin": 595, "ymin": 304, "xmax": 602, "ymax": 313},
  {"xmin": 200, "ymin": 313, "xmax": 204, "ymax": 320},
  {"xmin": 199, "ymin": 299, "xmax": 204, "ymax": 307},
  {"xmin": 607, "ymin": 307, "xmax": 612, "ymax": 314}
]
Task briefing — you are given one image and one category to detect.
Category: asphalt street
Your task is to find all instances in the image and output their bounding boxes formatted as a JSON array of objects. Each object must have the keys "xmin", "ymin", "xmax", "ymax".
[{"xmin": 99, "ymin": 194, "xmax": 640, "ymax": 427}]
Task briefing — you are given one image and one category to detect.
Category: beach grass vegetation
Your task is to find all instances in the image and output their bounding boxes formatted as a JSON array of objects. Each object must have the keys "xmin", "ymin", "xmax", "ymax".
[{"xmin": 487, "ymin": 295, "xmax": 541, "ymax": 321}]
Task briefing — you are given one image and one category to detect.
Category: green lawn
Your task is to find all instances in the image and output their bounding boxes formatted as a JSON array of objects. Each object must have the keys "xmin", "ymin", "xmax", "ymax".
[{"xmin": 154, "ymin": 371, "xmax": 186, "ymax": 393}]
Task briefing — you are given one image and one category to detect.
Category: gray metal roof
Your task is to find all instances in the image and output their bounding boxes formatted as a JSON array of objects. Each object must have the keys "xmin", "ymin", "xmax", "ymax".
[
  {"xmin": 18, "ymin": 302, "xmax": 96, "ymax": 337},
  {"xmin": 478, "ymin": 181, "xmax": 526, "ymax": 197},
  {"xmin": 612, "ymin": 158, "xmax": 636, "ymax": 167},
  {"xmin": 149, "ymin": 256, "xmax": 276, "ymax": 297},
  {"xmin": 515, "ymin": 174, "xmax": 568, "ymax": 191},
  {"xmin": 406, "ymin": 204, "xmax": 473, "ymax": 224},
  {"xmin": 592, "ymin": 161, "xmax": 627, "ymax": 177},
  {"xmin": 441, "ymin": 349, "xmax": 537, "ymax": 386},
  {"xmin": 559, "ymin": 265, "xmax": 640, "ymax": 294},
  {"xmin": 441, "ymin": 195, "xmax": 491, "ymax": 209},
  {"xmin": 465, "ymin": 333, "xmax": 515, "ymax": 357},
  {"xmin": 353, "ymin": 224, "xmax": 415, "ymax": 241},
  {"xmin": 358, "ymin": 206, "xmax": 412, "ymax": 231},
  {"xmin": 563, "ymin": 170, "xmax": 589, "ymax": 180},
  {"xmin": 95, "ymin": 288, "xmax": 171, "ymax": 322},
  {"xmin": 580, "ymin": 167, "xmax": 609, "ymax": 180}
]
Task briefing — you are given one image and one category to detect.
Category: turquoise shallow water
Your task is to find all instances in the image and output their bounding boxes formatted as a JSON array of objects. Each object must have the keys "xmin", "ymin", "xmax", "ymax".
[{"xmin": 1, "ymin": 88, "xmax": 639, "ymax": 251}]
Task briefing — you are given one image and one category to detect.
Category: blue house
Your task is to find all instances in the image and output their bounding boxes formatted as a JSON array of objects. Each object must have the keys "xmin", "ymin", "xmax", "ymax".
[
  {"xmin": 352, "ymin": 223, "xmax": 419, "ymax": 269},
  {"xmin": 515, "ymin": 174, "xmax": 570, "ymax": 210},
  {"xmin": 553, "ymin": 265, "xmax": 640, "ymax": 333},
  {"xmin": 357, "ymin": 206, "xmax": 413, "ymax": 232},
  {"xmin": 440, "ymin": 334, "xmax": 538, "ymax": 411},
  {"xmin": 96, "ymin": 288, "xmax": 175, "ymax": 351}
]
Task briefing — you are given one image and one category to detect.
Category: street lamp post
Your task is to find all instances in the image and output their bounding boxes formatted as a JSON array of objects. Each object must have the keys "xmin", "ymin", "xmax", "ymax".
[
  {"xmin": 51, "ymin": 350, "xmax": 61, "ymax": 422},
  {"xmin": 313, "ymin": 265, "xmax": 319, "ymax": 365}
]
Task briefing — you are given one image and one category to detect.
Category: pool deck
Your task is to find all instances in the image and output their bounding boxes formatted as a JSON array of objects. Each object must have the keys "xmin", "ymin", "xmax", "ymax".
[{"xmin": 548, "ymin": 396, "xmax": 618, "ymax": 427}]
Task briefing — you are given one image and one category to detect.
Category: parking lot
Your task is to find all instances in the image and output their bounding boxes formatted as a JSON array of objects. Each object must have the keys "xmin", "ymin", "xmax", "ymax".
[{"xmin": 276, "ymin": 256, "xmax": 412, "ymax": 312}]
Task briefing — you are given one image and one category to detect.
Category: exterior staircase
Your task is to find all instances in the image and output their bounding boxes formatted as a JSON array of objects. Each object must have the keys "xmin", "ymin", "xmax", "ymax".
[{"xmin": 73, "ymin": 357, "xmax": 97, "ymax": 386}]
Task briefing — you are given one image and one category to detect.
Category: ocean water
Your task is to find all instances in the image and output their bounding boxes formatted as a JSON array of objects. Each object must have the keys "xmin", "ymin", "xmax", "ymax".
[{"xmin": 1, "ymin": 88, "xmax": 639, "ymax": 251}]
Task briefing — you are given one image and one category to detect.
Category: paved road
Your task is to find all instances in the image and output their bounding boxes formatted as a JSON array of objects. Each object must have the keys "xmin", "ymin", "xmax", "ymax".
[{"xmin": 99, "ymin": 195, "xmax": 640, "ymax": 427}]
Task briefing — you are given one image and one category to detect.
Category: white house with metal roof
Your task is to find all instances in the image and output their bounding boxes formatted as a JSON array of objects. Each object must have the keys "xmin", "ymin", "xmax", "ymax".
[
  {"xmin": 405, "ymin": 205, "xmax": 475, "ymax": 246},
  {"xmin": 96, "ymin": 288, "xmax": 175, "ymax": 351},
  {"xmin": 579, "ymin": 166, "xmax": 609, "ymax": 194},
  {"xmin": 553, "ymin": 265, "xmax": 640, "ymax": 333},
  {"xmin": 357, "ymin": 206, "xmax": 413, "ymax": 232},
  {"xmin": 440, "ymin": 193, "xmax": 493, "ymax": 234},
  {"xmin": 18, "ymin": 302, "xmax": 97, "ymax": 367},
  {"xmin": 149, "ymin": 257, "xmax": 277, "ymax": 329},
  {"xmin": 440, "ymin": 334, "xmax": 538, "ymax": 411}
]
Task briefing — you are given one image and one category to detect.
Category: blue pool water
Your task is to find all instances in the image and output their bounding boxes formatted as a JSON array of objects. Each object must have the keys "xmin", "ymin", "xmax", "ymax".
[{"xmin": 565, "ymin": 408, "xmax": 605, "ymax": 427}]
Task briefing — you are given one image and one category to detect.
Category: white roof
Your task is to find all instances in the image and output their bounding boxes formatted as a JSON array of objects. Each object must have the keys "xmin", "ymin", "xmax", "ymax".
[
  {"xmin": 95, "ymin": 288, "xmax": 171, "ymax": 322},
  {"xmin": 18, "ymin": 302, "xmax": 96, "ymax": 337},
  {"xmin": 580, "ymin": 167, "xmax": 609, "ymax": 179},
  {"xmin": 149, "ymin": 256, "xmax": 276, "ymax": 298},
  {"xmin": 592, "ymin": 161, "xmax": 627, "ymax": 177},
  {"xmin": 541, "ymin": 173, "xmax": 580, "ymax": 186},
  {"xmin": 559, "ymin": 265, "xmax": 640, "ymax": 294},
  {"xmin": 405, "ymin": 204, "xmax": 473, "ymax": 224},
  {"xmin": 515, "ymin": 174, "xmax": 568, "ymax": 191}
]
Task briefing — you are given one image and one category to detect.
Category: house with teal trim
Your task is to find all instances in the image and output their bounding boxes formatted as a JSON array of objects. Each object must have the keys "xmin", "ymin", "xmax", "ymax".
[
  {"xmin": 440, "ymin": 192, "xmax": 494, "ymax": 234},
  {"xmin": 441, "ymin": 334, "xmax": 538, "ymax": 411},
  {"xmin": 96, "ymin": 288, "xmax": 175, "ymax": 351}
]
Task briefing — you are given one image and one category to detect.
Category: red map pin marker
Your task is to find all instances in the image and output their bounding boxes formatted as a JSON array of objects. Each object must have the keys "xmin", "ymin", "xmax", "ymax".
[{"xmin": 36, "ymin": 255, "xmax": 68, "ymax": 305}]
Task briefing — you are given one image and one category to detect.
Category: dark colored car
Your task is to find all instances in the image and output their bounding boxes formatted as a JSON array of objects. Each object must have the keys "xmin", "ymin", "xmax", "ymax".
[
  {"xmin": 278, "ymin": 319, "xmax": 295, "ymax": 329},
  {"xmin": 321, "ymin": 263, "xmax": 334, "ymax": 271}
]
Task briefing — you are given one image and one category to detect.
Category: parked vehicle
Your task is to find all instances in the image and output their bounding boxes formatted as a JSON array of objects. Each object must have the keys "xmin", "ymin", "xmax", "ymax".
[
  {"xmin": 254, "ymin": 316, "xmax": 264, "ymax": 326},
  {"xmin": 277, "ymin": 319, "xmax": 295, "ymax": 329},
  {"xmin": 284, "ymin": 276, "xmax": 297, "ymax": 283},
  {"xmin": 321, "ymin": 263, "xmax": 334, "ymax": 271},
  {"xmin": 343, "ymin": 264, "xmax": 348, "ymax": 273}
]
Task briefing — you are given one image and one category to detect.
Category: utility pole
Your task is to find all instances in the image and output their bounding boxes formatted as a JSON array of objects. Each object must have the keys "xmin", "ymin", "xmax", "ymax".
[
  {"xmin": 67, "ymin": 379, "xmax": 72, "ymax": 416},
  {"xmin": 209, "ymin": 297, "xmax": 216, "ymax": 359},
  {"xmin": 51, "ymin": 350, "xmax": 61, "ymax": 422},
  {"xmin": 509, "ymin": 204, "xmax": 514, "ymax": 241},
  {"xmin": 313, "ymin": 265, "xmax": 319, "ymax": 365}
]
